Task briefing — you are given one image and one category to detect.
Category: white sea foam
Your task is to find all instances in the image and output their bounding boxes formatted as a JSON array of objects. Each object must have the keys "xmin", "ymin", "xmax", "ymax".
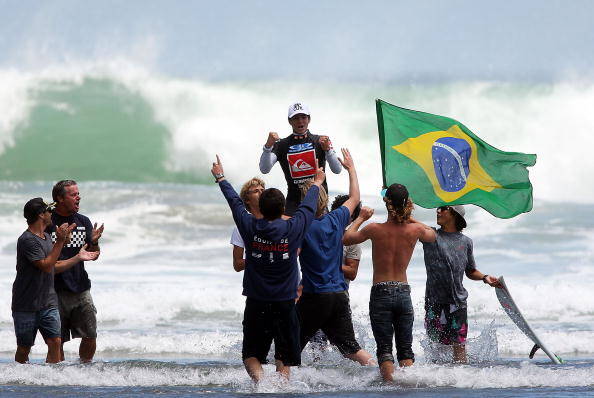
[
  {"xmin": 0, "ymin": 360, "xmax": 591, "ymax": 389},
  {"xmin": 1, "ymin": 62, "xmax": 594, "ymax": 199}
]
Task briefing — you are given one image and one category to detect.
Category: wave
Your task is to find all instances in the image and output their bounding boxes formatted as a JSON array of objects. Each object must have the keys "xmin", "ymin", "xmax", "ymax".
[{"xmin": 1, "ymin": 62, "xmax": 594, "ymax": 199}]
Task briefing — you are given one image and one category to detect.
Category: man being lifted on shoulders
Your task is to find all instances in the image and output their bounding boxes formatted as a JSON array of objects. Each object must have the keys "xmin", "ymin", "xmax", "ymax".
[
  {"xmin": 343, "ymin": 183, "xmax": 436, "ymax": 382},
  {"xmin": 259, "ymin": 102, "xmax": 342, "ymax": 216}
]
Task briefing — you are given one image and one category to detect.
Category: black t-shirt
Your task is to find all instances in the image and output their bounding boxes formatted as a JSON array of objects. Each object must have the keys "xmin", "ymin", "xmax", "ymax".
[
  {"xmin": 12, "ymin": 231, "xmax": 58, "ymax": 311},
  {"xmin": 47, "ymin": 212, "xmax": 93, "ymax": 293},
  {"xmin": 272, "ymin": 132, "xmax": 328, "ymax": 211}
]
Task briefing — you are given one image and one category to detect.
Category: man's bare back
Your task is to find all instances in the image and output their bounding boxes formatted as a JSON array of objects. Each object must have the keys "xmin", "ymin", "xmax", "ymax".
[{"xmin": 343, "ymin": 208, "xmax": 435, "ymax": 283}]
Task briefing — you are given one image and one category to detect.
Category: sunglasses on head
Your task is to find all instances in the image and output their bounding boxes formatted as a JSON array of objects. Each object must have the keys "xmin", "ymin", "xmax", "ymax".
[{"xmin": 437, "ymin": 206, "xmax": 451, "ymax": 212}]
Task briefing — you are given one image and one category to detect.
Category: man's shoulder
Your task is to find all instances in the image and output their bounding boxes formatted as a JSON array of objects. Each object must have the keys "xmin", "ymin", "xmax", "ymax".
[{"xmin": 17, "ymin": 230, "xmax": 34, "ymax": 243}]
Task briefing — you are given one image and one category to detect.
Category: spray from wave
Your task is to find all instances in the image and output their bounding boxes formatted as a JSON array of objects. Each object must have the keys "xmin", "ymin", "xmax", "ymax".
[{"xmin": 0, "ymin": 62, "xmax": 593, "ymax": 200}]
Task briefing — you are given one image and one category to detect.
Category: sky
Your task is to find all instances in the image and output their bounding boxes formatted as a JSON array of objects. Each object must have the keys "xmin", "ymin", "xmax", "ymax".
[{"xmin": 1, "ymin": 0, "xmax": 593, "ymax": 82}]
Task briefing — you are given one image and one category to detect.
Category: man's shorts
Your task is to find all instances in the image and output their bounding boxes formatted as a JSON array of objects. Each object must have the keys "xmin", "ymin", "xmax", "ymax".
[
  {"xmin": 297, "ymin": 290, "xmax": 361, "ymax": 356},
  {"xmin": 12, "ymin": 307, "xmax": 61, "ymax": 347},
  {"xmin": 58, "ymin": 289, "xmax": 97, "ymax": 342},
  {"xmin": 242, "ymin": 298, "xmax": 301, "ymax": 366},
  {"xmin": 424, "ymin": 302, "xmax": 468, "ymax": 345}
]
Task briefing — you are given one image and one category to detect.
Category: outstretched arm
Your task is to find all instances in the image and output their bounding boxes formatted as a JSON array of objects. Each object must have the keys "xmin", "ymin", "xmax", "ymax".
[
  {"xmin": 343, "ymin": 206, "xmax": 374, "ymax": 245},
  {"xmin": 55, "ymin": 244, "xmax": 100, "ymax": 273},
  {"xmin": 466, "ymin": 268, "xmax": 502, "ymax": 288},
  {"xmin": 409, "ymin": 217, "xmax": 436, "ymax": 243},
  {"xmin": 338, "ymin": 148, "xmax": 360, "ymax": 216}
]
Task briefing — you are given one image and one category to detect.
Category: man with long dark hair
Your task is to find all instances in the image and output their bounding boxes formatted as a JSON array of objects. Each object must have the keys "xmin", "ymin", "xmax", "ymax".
[
  {"xmin": 343, "ymin": 183, "xmax": 435, "ymax": 382},
  {"xmin": 422, "ymin": 205, "xmax": 500, "ymax": 363}
]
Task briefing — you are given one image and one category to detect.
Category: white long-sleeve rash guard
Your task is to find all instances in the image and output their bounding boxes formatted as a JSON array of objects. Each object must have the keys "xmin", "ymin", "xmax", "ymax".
[{"xmin": 259, "ymin": 145, "xmax": 342, "ymax": 174}]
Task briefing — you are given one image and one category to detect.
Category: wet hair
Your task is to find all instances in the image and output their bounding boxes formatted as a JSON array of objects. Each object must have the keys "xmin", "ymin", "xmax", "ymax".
[
  {"xmin": 52, "ymin": 180, "xmax": 77, "ymax": 202},
  {"xmin": 299, "ymin": 180, "xmax": 328, "ymax": 218},
  {"xmin": 331, "ymin": 194, "xmax": 361, "ymax": 222},
  {"xmin": 259, "ymin": 188, "xmax": 285, "ymax": 220},
  {"xmin": 384, "ymin": 197, "xmax": 414, "ymax": 223},
  {"xmin": 239, "ymin": 177, "xmax": 265, "ymax": 212}
]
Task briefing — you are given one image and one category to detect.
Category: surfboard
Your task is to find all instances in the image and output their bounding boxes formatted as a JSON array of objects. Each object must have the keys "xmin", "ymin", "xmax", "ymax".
[{"xmin": 495, "ymin": 276, "xmax": 563, "ymax": 364}]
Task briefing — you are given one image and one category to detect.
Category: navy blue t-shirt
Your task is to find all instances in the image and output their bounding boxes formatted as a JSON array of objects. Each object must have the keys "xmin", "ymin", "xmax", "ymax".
[
  {"xmin": 219, "ymin": 179, "xmax": 318, "ymax": 301},
  {"xmin": 47, "ymin": 212, "xmax": 93, "ymax": 293},
  {"xmin": 299, "ymin": 206, "xmax": 350, "ymax": 293}
]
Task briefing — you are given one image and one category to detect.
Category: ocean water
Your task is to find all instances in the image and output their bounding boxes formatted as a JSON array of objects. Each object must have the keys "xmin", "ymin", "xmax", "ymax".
[{"xmin": 0, "ymin": 65, "xmax": 593, "ymax": 397}]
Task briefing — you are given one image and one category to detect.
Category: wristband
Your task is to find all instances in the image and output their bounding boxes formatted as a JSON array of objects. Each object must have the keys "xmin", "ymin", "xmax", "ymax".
[
  {"xmin": 482, "ymin": 274, "xmax": 489, "ymax": 283},
  {"xmin": 214, "ymin": 173, "xmax": 224, "ymax": 183}
]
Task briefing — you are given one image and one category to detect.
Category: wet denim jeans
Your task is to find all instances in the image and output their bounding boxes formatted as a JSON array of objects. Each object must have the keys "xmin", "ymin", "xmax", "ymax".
[{"xmin": 369, "ymin": 282, "xmax": 414, "ymax": 363}]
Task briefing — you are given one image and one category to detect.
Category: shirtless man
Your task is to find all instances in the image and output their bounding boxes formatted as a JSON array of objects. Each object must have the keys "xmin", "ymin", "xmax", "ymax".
[{"xmin": 343, "ymin": 183, "xmax": 435, "ymax": 382}]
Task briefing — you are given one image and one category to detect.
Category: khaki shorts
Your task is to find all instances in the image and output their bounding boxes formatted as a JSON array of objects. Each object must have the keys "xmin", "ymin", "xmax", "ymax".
[{"xmin": 58, "ymin": 289, "xmax": 97, "ymax": 342}]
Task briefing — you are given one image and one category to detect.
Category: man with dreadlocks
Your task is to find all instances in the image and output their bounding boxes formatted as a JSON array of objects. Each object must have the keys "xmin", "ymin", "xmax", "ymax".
[{"xmin": 343, "ymin": 183, "xmax": 436, "ymax": 383}]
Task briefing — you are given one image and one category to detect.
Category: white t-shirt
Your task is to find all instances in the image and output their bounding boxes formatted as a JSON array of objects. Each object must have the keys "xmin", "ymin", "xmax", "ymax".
[{"xmin": 230, "ymin": 226, "xmax": 244, "ymax": 248}]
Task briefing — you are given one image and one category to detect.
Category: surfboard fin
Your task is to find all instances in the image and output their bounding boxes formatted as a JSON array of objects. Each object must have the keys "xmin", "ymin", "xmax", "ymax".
[{"xmin": 529, "ymin": 343, "xmax": 541, "ymax": 359}]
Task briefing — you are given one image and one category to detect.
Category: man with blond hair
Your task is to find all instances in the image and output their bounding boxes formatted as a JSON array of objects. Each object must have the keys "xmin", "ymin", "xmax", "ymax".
[
  {"xmin": 230, "ymin": 177, "xmax": 266, "ymax": 272},
  {"xmin": 343, "ymin": 183, "xmax": 436, "ymax": 382}
]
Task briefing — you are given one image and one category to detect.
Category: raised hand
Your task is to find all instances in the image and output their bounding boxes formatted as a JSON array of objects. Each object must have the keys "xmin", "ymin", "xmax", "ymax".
[
  {"xmin": 92, "ymin": 223, "xmax": 104, "ymax": 244},
  {"xmin": 211, "ymin": 154, "xmax": 225, "ymax": 180},
  {"xmin": 358, "ymin": 206, "xmax": 374, "ymax": 221},
  {"xmin": 338, "ymin": 148, "xmax": 354, "ymax": 170},
  {"xmin": 313, "ymin": 160, "xmax": 326, "ymax": 186},
  {"xmin": 78, "ymin": 244, "xmax": 100, "ymax": 261},
  {"xmin": 56, "ymin": 223, "xmax": 76, "ymax": 243},
  {"xmin": 265, "ymin": 132, "xmax": 279, "ymax": 148},
  {"xmin": 319, "ymin": 135, "xmax": 332, "ymax": 151}
]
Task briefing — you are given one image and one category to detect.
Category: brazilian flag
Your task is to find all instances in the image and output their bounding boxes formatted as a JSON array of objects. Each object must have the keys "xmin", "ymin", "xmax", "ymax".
[{"xmin": 376, "ymin": 99, "xmax": 537, "ymax": 219}]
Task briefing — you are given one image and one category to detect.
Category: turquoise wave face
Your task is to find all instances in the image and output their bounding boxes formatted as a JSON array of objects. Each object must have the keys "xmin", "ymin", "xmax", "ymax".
[{"xmin": 0, "ymin": 78, "xmax": 203, "ymax": 183}]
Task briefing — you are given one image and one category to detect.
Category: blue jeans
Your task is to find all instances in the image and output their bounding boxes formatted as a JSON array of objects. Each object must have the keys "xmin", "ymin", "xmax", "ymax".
[
  {"xmin": 12, "ymin": 307, "xmax": 61, "ymax": 347},
  {"xmin": 369, "ymin": 282, "xmax": 414, "ymax": 363}
]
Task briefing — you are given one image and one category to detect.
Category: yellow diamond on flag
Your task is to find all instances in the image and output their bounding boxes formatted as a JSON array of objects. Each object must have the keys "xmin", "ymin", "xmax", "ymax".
[{"xmin": 392, "ymin": 125, "xmax": 501, "ymax": 202}]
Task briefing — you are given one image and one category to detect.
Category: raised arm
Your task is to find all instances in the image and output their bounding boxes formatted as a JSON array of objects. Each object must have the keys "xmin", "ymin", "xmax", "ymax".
[
  {"xmin": 319, "ymin": 135, "xmax": 342, "ymax": 174},
  {"xmin": 343, "ymin": 206, "xmax": 374, "ymax": 245},
  {"xmin": 259, "ymin": 132, "xmax": 279, "ymax": 173},
  {"xmin": 211, "ymin": 155, "xmax": 252, "ymax": 231},
  {"xmin": 337, "ymin": 148, "xmax": 360, "ymax": 215},
  {"xmin": 408, "ymin": 217, "xmax": 436, "ymax": 243},
  {"xmin": 32, "ymin": 223, "xmax": 75, "ymax": 273}
]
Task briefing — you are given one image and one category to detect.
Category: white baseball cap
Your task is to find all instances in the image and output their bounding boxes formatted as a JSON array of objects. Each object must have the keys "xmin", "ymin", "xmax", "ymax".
[
  {"xmin": 450, "ymin": 205, "xmax": 467, "ymax": 228},
  {"xmin": 288, "ymin": 102, "xmax": 310, "ymax": 119}
]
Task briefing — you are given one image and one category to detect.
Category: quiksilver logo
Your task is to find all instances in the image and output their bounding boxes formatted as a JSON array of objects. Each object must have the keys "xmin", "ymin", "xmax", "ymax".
[{"xmin": 291, "ymin": 159, "xmax": 314, "ymax": 172}]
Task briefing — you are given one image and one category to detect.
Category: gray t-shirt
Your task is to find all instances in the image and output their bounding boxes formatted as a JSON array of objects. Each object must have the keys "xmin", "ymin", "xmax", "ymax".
[
  {"xmin": 422, "ymin": 228, "xmax": 476, "ymax": 307},
  {"xmin": 343, "ymin": 243, "xmax": 362, "ymax": 287},
  {"xmin": 12, "ymin": 230, "xmax": 59, "ymax": 311}
]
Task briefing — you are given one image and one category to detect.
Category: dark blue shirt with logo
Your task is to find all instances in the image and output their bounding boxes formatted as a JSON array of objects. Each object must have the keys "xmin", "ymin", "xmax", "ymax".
[
  {"xmin": 218, "ymin": 179, "xmax": 319, "ymax": 301},
  {"xmin": 47, "ymin": 212, "xmax": 93, "ymax": 293}
]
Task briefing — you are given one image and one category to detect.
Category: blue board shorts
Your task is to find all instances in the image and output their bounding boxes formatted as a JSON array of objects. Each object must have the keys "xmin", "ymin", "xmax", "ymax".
[{"xmin": 12, "ymin": 307, "xmax": 61, "ymax": 347}]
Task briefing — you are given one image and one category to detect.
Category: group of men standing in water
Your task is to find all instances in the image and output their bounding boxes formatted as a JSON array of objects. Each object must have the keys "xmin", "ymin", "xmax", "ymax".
[{"xmin": 214, "ymin": 101, "xmax": 501, "ymax": 382}]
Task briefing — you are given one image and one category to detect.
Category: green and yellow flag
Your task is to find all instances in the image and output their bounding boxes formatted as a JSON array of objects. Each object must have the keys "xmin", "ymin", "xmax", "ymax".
[{"xmin": 376, "ymin": 99, "xmax": 537, "ymax": 218}]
